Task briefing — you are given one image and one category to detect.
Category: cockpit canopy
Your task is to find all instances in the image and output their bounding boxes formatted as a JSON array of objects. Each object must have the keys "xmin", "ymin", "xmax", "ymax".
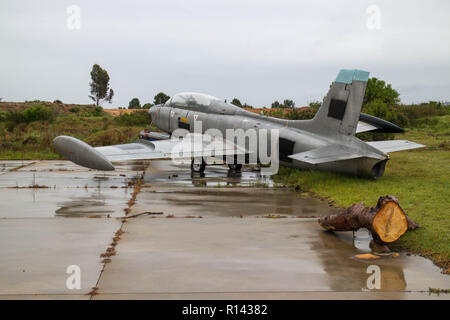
[{"xmin": 165, "ymin": 92, "xmax": 241, "ymax": 115}]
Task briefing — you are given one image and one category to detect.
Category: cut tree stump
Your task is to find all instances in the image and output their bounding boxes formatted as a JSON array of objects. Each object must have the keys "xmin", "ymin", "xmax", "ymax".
[{"xmin": 318, "ymin": 195, "xmax": 419, "ymax": 252}]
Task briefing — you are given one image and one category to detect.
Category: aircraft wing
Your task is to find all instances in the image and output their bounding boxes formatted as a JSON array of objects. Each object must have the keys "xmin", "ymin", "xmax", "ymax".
[
  {"xmin": 54, "ymin": 134, "xmax": 248, "ymax": 171},
  {"xmin": 366, "ymin": 140, "xmax": 425, "ymax": 153},
  {"xmin": 288, "ymin": 145, "xmax": 382, "ymax": 164}
]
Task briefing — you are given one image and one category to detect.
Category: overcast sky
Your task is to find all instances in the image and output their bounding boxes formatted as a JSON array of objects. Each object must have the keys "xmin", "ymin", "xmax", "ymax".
[{"xmin": 1, "ymin": 0, "xmax": 449, "ymax": 108}]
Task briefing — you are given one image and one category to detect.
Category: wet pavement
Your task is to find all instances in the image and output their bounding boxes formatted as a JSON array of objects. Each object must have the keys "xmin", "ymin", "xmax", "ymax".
[{"xmin": 0, "ymin": 160, "xmax": 448, "ymax": 299}]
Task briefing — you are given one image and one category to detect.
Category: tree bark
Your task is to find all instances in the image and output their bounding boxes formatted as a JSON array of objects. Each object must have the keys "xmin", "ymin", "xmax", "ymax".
[{"xmin": 318, "ymin": 195, "xmax": 419, "ymax": 251}]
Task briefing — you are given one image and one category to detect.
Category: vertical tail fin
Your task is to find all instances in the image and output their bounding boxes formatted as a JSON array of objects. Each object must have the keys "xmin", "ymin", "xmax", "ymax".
[{"xmin": 309, "ymin": 69, "xmax": 369, "ymax": 136}]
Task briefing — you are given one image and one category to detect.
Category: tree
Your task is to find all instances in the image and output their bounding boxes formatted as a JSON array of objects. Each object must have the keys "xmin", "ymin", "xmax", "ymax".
[
  {"xmin": 364, "ymin": 99, "xmax": 408, "ymax": 128},
  {"xmin": 153, "ymin": 92, "xmax": 170, "ymax": 105},
  {"xmin": 283, "ymin": 99, "xmax": 295, "ymax": 108},
  {"xmin": 231, "ymin": 98, "xmax": 242, "ymax": 108},
  {"xmin": 142, "ymin": 103, "xmax": 153, "ymax": 109},
  {"xmin": 128, "ymin": 98, "xmax": 141, "ymax": 109},
  {"xmin": 309, "ymin": 101, "xmax": 322, "ymax": 108},
  {"xmin": 364, "ymin": 77, "xmax": 400, "ymax": 106},
  {"xmin": 271, "ymin": 101, "xmax": 282, "ymax": 108},
  {"xmin": 89, "ymin": 64, "xmax": 114, "ymax": 106}
]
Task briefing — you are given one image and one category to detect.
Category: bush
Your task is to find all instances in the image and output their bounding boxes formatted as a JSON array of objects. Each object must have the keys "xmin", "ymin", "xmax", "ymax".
[
  {"xmin": 4, "ymin": 111, "xmax": 26, "ymax": 124},
  {"xmin": 85, "ymin": 128, "xmax": 139, "ymax": 147},
  {"xmin": 79, "ymin": 106, "xmax": 104, "ymax": 117},
  {"xmin": 363, "ymin": 99, "xmax": 408, "ymax": 128},
  {"xmin": 22, "ymin": 105, "xmax": 55, "ymax": 123},
  {"xmin": 22, "ymin": 136, "xmax": 39, "ymax": 146},
  {"xmin": 113, "ymin": 110, "xmax": 150, "ymax": 126},
  {"xmin": 287, "ymin": 107, "xmax": 318, "ymax": 120},
  {"xmin": 0, "ymin": 111, "xmax": 7, "ymax": 122},
  {"xmin": 4, "ymin": 121, "xmax": 16, "ymax": 132},
  {"xmin": 264, "ymin": 106, "xmax": 319, "ymax": 120},
  {"xmin": 396, "ymin": 102, "xmax": 449, "ymax": 122},
  {"xmin": 92, "ymin": 106, "xmax": 103, "ymax": 116}
]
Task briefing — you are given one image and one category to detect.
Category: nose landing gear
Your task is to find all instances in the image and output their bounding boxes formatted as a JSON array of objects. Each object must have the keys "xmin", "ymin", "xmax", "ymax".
[{"xmin": 191, "ymin": 158, "xmax": 206, "ymax": 173}]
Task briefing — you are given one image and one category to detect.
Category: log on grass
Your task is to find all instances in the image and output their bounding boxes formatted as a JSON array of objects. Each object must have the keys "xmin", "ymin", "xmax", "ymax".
[{"xmin": 318, "ymin": 195, "xmax": 419, "ymax": 247}]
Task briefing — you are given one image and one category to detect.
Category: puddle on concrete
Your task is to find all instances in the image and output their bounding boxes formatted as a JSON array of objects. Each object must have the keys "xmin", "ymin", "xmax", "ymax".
[
  {"xmin": 0, "ymin": 218, "xmax": 121, "ymax": 295},
  {"xmin": 310, "ymin": 225, "xmax": 449, "ymax": 292},
  {"xmin": 0, "ymin": 168, "xmax": 142, "ymax": 190},
  {"xmin": 0, "ymin": 160, "xmax": 145, "ymax": 218},
  {"xmin": 132, "ymin": 187, "xmax": 337, "ymax": 218},
  {"xmin": 0, "ymin": 185, "xmax": 132, "ymax": 218},
  {"xmin": 96, "ymin": 217, "xmax": 450, "ymax": 296},
  {"xmin": 0, "ymin": 161, "xmax": 34, "ymax": 175}
]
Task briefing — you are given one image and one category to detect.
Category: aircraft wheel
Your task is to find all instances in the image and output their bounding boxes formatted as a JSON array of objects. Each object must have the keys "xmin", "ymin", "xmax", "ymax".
[
  {"xmin": 228, "ymin": 163, "xmax": 242, "ymax": 171},
  {"xmin": 191, "ymin": 158, "xmax": 206, "ymax": 173}
]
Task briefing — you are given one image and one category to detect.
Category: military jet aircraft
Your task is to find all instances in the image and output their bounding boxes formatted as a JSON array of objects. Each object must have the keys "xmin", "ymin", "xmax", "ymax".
[{"xmin": 54, "ymin": 69, "xmax": 424, "ymax": 179}]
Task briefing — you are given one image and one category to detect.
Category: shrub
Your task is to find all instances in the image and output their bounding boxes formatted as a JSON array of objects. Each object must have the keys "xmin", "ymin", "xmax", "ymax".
[
  {"xmin": 396, "ymin": 102, "xmax": 449, "ymax": 122},
  {"xmin": 5, "ymin": 121, "xmax": 16, "ymax": 132},
  {"xmin": 4, "ymin": 111, "xmax": 26, "ymax": 124},
  {"xmin": 22, "ymin": 136, "xmax": 39, "ymax": 145},
  {"xmin": 113, "ymin": 110, "xmax": 150, "ymax": 126},
  {"xmin": 92, "ymin": 106, "xmax": 103, "ymax": 116},
  {"xmin": 85, "ymin": 128, "xmax": 139, "ymax": 146},
  {"xmin": 22, "ymin": 105, "xmax": 55, "ymax": 123},
  {"xmin": 363, "ymin": 99, "xmax": 408, "ymax": 128},
  {"xmin": 80, "ymin": 106, "xmax": 104, "ymax": 117},
  {"xmin": 287, "ymin": 107, "xmax": 318, "ymax": 120}
]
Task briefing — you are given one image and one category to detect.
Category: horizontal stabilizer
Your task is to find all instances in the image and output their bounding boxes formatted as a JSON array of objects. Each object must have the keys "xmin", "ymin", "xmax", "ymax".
[
  {"xmin": 357, "ymin": 113, "xmax": 405, "ymax": 133},
  {"xmin": 139, "ymin": 131, "xmax": 170, "ymax": 141},
  {"xmin": 366, "ymin": 140, "xmax": 425, "ymax": 153},
  {"xmin": 288, "ymin": 145, "xmax": 363, "ymax": 164},
  {"xmin": 356, "ymin": 121, "xmax": 378, "ymax": 133}
]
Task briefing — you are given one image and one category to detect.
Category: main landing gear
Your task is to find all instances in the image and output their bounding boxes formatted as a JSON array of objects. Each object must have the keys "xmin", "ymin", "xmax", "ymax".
[
  {"xmin": 227, "ymin": 163, "xmax": 242, "ymax": 171},
  {"xmin": 190, "ymin": 158, "xmax": 242, "ymax": 173}
]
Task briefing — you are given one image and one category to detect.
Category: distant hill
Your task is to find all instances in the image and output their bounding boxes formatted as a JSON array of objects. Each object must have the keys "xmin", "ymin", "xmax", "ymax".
[
  {"xmin": 0, "ymin": 101, "xmax": 96, "ymax": 114},
  {"xmin": 0, "ymin": 101, "xmax": 144, "ymax": 117}
]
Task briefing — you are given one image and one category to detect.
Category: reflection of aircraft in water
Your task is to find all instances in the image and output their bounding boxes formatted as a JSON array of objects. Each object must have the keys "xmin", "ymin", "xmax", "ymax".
[
  {"xmin": 189, "ymin": 169, "xmax": 242, "ymax": 187},
  {"xmin": 54, "ymin": 69, "xmax": 424, "ymax": 179},
  {"xmin": 55, "ymin": 194, "xmax": 114, "ymax": 218}
]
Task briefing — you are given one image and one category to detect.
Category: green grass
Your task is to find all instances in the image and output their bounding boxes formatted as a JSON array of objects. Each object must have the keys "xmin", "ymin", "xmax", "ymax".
[{"xmin": 274, "ymin": 115, "xmax": 450, "ymax": 272}]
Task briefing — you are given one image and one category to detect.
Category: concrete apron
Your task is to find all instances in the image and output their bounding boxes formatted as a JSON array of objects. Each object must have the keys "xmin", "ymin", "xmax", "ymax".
[
  {"xmin": 94, "ymin": 161, "xmax": 449, "ymax": 299},
  {"xmin": 0, "ymin": 160, "xmax": 448, "ymax": 299},
  {"xmin": 0, "ymin": 160, "xmax": 144, "ymax": 299}
]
